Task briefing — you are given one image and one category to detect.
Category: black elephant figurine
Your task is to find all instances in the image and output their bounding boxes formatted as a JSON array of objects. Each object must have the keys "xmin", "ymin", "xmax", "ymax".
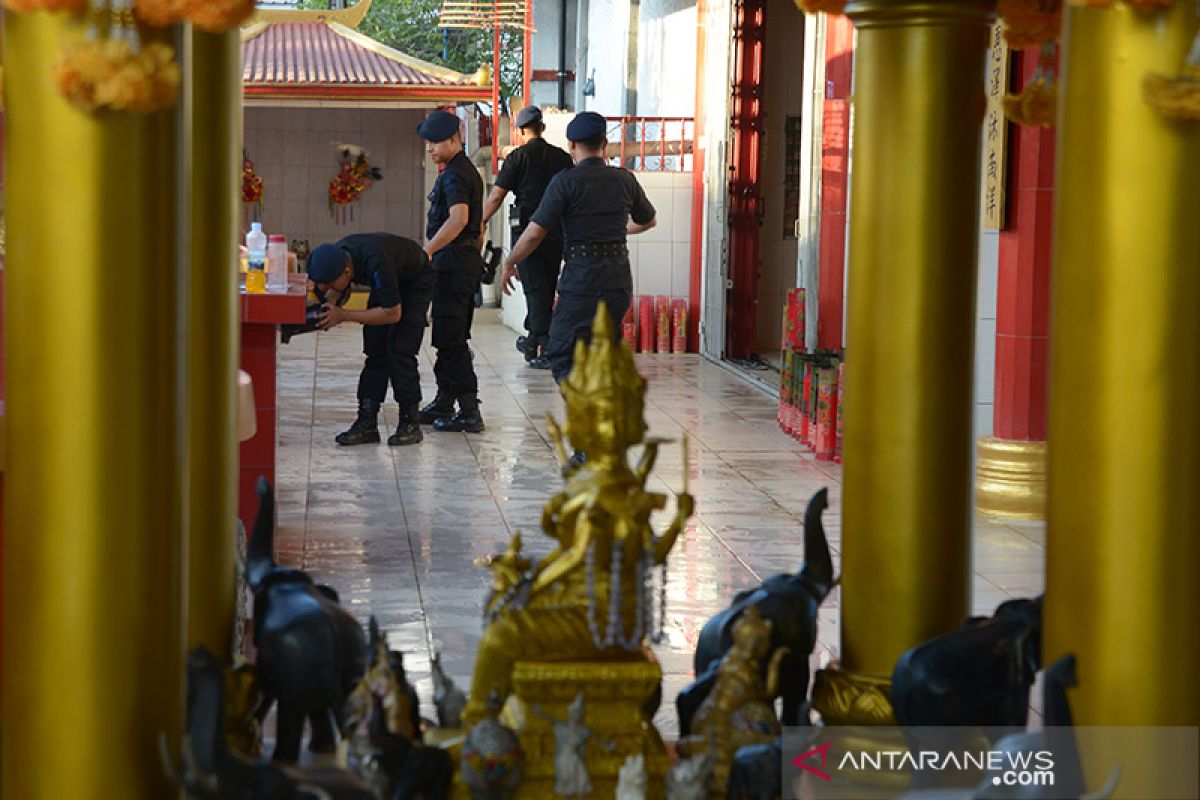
[
  {"xmin": 890, "ymin": 595, "xmax": 1043, "ymax": 737},
  {"xmin": 677, "ymin": 488, "xmax": 835, "ymax": 733},
  {"xmin": 163, "ymin": 646, "xmax": 377, "ymax": 799},
  {"xmin": 249, "ymin": 477, "xmax": 368, "ymax": 763},
  {"xmin": 897, "ymin": 654, "xmax": 1122, "ymax": 800}
]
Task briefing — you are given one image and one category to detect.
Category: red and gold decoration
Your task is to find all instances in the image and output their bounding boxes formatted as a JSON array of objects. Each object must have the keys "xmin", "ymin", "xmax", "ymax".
[
  {"xmin": 1144, "ymin": 29, "xmax": 1200, "ymax": 118},
  {"xmin": 241, "ymin": 150, "xmax": 264, "ymax": 225},
  {"xmin": 328, "ymin": 144, "xmax": 383, "ymax": 226},
  {"xmin": 133, "ymin": 0, "xmax": 255, "ymax": 32},
  {"xmin": 1004, "ymin": 43, "xmax": 1058, "ymax": 126},
  {"xmin": 997, "ymin": 0, "xmax": 1062, "ymax": 50}
]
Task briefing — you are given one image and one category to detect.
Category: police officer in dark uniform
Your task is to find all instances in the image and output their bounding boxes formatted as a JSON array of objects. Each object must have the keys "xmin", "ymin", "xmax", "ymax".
[
  {"xmin": 501, "ymin": 111, "xmax": 657, "ymax": 382},
  {"xmin": 306, "ymin": 233, "xmax": 434, "ymax": 446},
  {"xmin": 482, "ymin": 105, "xmax": 573, "ymax": 368},
  {"xmin": 417, "ymin": 110, "xmax": 486, "ymax": 433}
]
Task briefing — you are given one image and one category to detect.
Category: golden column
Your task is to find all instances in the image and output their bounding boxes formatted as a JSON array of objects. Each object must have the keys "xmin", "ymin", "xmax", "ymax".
[
  {"xmin": 1, "ymin": 12, "xmax": 185, "ymax": 799},
  {"xmin": 1044, "ymin": 1, "xmax": 1200, "ymax": 793},
  {"xmin": 814, "ymin": 0, "xmax": 995, "ymax": 721},
  {"xmin": 185, "ymin": 28, "xmax": 242, "ymax": 661}
]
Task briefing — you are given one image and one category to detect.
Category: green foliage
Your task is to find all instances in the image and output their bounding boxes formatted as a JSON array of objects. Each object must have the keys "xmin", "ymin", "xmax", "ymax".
[{"xmin": 297, "ymin": 0, "xmax": 525, "ymax": 101}]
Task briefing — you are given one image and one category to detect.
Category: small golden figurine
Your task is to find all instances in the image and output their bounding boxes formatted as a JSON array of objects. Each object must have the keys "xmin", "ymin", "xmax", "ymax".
[
  {"xmin": 675, "ymin": 606, "xmax": 788, "ymax": 793},
  {"xmin": 463, "ymin": 303, "xmax": 695, "ymax": 727}
]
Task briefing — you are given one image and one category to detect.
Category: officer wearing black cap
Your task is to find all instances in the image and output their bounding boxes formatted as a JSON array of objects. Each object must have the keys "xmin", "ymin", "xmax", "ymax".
[
  {"xmin": 417, "ymin": 109, "xmax": 486, "ymax": 433},
  {"xmin": 502, "ymin": 111, "xmax": 657, "ymax": 382},
  {"xmin": 484, "ymin": 105, "xmax": 573, "ymax": 368},
  {"xmin": 306, "ymin": 234, "xmax": 434, "ymax": 446}
]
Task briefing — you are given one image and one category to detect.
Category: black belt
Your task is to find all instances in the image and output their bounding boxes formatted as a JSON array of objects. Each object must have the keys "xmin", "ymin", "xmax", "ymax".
[{"xmin": 565, "ymin": 242, "xmax": 628, "ymax": 259}]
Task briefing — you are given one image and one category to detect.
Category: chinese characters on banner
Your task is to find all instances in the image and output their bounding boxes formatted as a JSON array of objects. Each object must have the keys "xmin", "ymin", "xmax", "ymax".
[{"xmin": 983, "ymin": 23, "xmax": 1010, "ymax": 230}]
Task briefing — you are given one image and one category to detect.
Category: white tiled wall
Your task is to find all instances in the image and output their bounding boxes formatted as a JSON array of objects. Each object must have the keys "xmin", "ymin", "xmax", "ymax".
[
  {"xmin": 242, "ymin": 106, "xmax": 429, "ymax": 250},
  {"xmin": 975, "ymin": 226, "xmax": 1000, "ymax": 440}
]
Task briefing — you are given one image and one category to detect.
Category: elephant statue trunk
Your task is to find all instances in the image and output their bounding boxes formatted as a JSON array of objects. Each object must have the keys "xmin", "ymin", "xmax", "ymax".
[{"xmin": 677, "ymin": 488, "xmax": 835, "ymax": 733}]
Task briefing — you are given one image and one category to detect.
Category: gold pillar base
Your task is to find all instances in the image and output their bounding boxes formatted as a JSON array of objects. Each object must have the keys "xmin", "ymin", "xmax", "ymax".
[
  {"xmin": 974, "ymin": 436, "xmax": 1047, "ymax": 520},
  {"xmin": 811, "ymin": 667, "xmax": 896, "ymax": 726}
]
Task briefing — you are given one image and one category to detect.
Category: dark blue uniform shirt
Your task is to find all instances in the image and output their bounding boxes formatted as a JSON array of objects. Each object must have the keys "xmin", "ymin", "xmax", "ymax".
[
  {"xmin": 426, "ymin": 150, "xmax": 484, "ymax": 254},
  {"xmin": 496, "ymin": 137, "xmax": 574, "ymax": 237},
  {"xmin": 530, "ymin": 156, "xmax": 656, "ymax": 293},
  {"xmin": 337, "ymin": 233, "xmax": 428, "ymax": 309}
]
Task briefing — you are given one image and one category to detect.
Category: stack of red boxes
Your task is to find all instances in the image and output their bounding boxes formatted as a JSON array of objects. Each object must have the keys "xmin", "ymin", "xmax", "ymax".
[
  {"xmin": 623, "ymin": 295, "xmax": 692, "ymax": 354},
  {"xmin": 777, "ymin": 287, "xmax": 842, "ymax": 460}
]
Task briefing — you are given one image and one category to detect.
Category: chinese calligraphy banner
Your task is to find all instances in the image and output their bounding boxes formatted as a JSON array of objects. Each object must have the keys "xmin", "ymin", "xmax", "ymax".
[{"xmin": 983, "ymin": 23, "xmax": 1010, "ymax": 230}]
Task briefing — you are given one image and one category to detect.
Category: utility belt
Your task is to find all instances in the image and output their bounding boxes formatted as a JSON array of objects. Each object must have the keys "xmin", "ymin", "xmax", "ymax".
[{"xmin": 565, "ymin": 242, "xmax": 628, "ymax": 260}]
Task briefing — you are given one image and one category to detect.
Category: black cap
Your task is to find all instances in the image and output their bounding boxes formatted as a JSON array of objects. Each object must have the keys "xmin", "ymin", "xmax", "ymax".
[
  {"xmin": 417, "ymin": 110, "xmax": 460, "ymax": 143},
  {"xmin": 306, "ymin": 243, "xmax": 347, "ymax": 284},
  {"xmin": 515, "ymin": 105, "xmax": 542, "ymax": 129},
  {"xmin": 566, "ymin": 111, "xmax": 607, "ymax": 142}
]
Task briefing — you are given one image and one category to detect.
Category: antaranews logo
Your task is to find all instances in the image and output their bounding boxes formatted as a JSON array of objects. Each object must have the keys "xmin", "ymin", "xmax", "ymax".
[{"xmin": 785, "ymin": 735, "xmax": 1057, "ymax": 799}]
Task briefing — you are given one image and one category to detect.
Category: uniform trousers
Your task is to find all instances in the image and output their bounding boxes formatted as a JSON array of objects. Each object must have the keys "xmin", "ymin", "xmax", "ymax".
[
  {"xmin": 545, "ymin": 258, "xmax": 632, "ymax": 381},
  {"xmin": 358, "ymin": 269, "xmax": 434, "ymax": 408},
  {"xmin": 431, "ymin": 247, "xmax": 482, "ymax": 401},
  {"xmin": 512, "ymin": 225, "xmax": 563, "ymax": 347}
]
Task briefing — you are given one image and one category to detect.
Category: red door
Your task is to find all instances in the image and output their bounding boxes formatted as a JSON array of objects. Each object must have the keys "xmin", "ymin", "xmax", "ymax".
[{"xmin": 725, "ymin": 0, "xmax": 766, "ymax": 359}]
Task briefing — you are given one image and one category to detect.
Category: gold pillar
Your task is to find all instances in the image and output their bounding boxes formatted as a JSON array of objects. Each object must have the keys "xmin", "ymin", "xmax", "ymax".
[
  {"xmin": 975, "ymin": 437, "xmax": 1046, "ymax": 520},
  {"xmin": 835, "ymin": 0, "xmax": 994, "ymax": 683},
  {"xmin": 185, "ymin": 28, "xmax": 241, "ymax": 660},
  {"xmin": 1, "ymin": 12, "xmax": 185, "ymax": 799},
  {"xmin": 1044, "ymin": 1, "xmax": 1200, "ymax": 793}
]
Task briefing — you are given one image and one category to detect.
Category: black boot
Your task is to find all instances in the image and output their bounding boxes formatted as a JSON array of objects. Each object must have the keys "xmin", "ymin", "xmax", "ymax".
[
  {"xmin": 389, "ymin": 404, "xmax": 423, "ymax": 446},
  {"xmin": 419, "ymin": 394, "xmax": 456, "ymax": 425},
  {"xmin": 433, "ymin": 396, "xmax": 485, "ymax": 433},
  {"xmin": 516, "ymin": 335, "xmax": 537, "ymax": 363},
  {"xmin": 335, "ymin": 399, "xmax": 381, "ymax": 445}
]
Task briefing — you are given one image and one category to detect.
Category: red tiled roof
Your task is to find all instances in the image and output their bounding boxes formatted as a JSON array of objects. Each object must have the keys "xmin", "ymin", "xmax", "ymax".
[{"xmin": 242, "ymin": 22, "xmax": 491, "ymax": 101}]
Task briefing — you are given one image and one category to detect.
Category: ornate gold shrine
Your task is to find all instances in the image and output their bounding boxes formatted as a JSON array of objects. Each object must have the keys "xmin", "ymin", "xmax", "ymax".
[{"xmin": 449, "ymin": 303, "xmax": 693, "ymax": 798}]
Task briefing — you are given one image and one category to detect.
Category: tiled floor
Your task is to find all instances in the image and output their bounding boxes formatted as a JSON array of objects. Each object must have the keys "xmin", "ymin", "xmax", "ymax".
[{"xmin": 274, "ymin": 310, "xmax": 1046, "ymax": 737}]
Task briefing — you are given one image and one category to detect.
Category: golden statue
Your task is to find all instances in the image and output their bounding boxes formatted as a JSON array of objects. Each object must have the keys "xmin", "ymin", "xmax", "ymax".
[
  {"xmin": 676, "ymin": 605, "xmax": 787, "ymax": 792},
  {"xmin": 463, "ymin": 303, "xmax": 695, "ymax": 726}
]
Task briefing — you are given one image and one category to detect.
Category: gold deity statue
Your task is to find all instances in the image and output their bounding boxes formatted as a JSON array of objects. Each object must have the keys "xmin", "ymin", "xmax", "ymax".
[
  {"xmin": 676, "ymin": 605, "xmax": 787, "ymax": 791},
  {"xmin": 463, "ymin": 303, "xmax": 695, "ymax": 726}
]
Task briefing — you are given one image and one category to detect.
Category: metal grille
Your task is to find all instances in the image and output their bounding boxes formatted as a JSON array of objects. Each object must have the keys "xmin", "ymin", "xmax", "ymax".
[{"xmin": 606, "ymin": 117, "xmax": 695, "ymax": 173}]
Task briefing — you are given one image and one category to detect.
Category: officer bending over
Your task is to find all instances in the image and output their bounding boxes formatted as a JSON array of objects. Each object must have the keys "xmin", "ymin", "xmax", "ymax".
[
  {"xmin": 484, "ymin": 105, "xmax": 573, "ymax": 368},
  {"xmin": 501, "ymin": 111, "xmax": 657, "ymax": 382},
  {"xmin": 417, "ymin": 110, "xmax": 486, "ymax": 433},
  {"xmin": 307, "ymin": 234, "xmax": 434, "ymax": 446}
]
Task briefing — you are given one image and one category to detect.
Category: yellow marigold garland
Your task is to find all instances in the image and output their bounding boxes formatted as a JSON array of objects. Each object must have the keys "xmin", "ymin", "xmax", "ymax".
[
  {"xmin": 1004, "ymin": 45, "xmax": 1058, "ymax": 127},
  {"xmin": 134, "ymin": 0, "xmax": 254, "ymax": 31},
  {"xmin": 998, "ymin": 0, "xmax": 1062, "ymax": 50},
  {"xmin": 1, "ymin": 0, "xmax": 86, "ymax": 11},
  {"xmin": 796, "ymin": 0, "xmax": 845, "ymax": 13},
  {"xmin": 1144, "ymin": 32, "xmax": 1200, "ymax": 119},
  {"xmin": 53, "ymin": 38, "xmax": 180, "ymax": 114}
]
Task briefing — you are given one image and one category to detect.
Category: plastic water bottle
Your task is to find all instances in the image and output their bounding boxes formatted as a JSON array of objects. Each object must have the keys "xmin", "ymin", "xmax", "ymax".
[
  {"xmin": 267, "ymin": 234, "xmax": 288, "ymax": 292},
  {"xmin": 246, "ymin": 222, "xmax": 267, "ymax": 294}
]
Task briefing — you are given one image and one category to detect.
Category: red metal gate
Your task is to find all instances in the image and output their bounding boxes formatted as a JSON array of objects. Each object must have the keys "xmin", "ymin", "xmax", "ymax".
[{"xmin": 725, "ymin": 0, "xmax": 766, "ymax": 358}]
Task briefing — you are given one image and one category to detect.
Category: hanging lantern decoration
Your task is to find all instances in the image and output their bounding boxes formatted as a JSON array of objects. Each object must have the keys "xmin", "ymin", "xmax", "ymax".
[
  {"xmin": 1004, "ymin": 43, "xmax": 1058, "ymax": 126},
  {"xmin": 997, "ymin": 0, "xmax": 1062, "ymax": 50},
  {"xmin": 795, "ymin": 0, "xmax": 845, "ymax": 12},
  {"xmin": 1144, "ymin": 27, "xmax": 1200, "ymax": 119},
  {"xmin": 242, "ymin": 150, "xmax": 265, "ymax": 227},
  {"xmin": 328, "ymin": 145, "xmax": 383, "ymax": 226},
  {"xmin": 52, "ymin": 1, "xmax": 181, "ymax": 114}
]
